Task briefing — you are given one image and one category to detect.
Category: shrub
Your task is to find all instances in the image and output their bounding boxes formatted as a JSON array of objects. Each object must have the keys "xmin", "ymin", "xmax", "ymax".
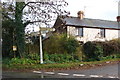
[
  {"xmin": 27, "ymin": 53, "xmax": 40, "ymax": 60},
  {"xmin": 100, "ymin": 41, "xmax": 119, "ymax": 56},
  {"xmin": 100, "ymin": 54, "xmax": 120, "ymax": 60},
  {"xmin": 64, "ymin": 37, "xmax": 79, "ymax": 54},
  {"xmin": 116, "ymin": 54, "xmax": 120, "ymax": 58},
  {"xmin": 75, "ymin": 46, "xmax": 85, "ymax": 61},
  {"xmin": 64, "ymin": 53, "xmax": 72, "ymax": 62},
  {"xmin": 43, "ymin": 33, "xmax": 79, "ymax": 55},
  {"xmin": 25, "ymin": 43, "xmax": 39, "ymax": 54},
  {"xmin": 94, "ymin": 38, "xmax": 120, "ymax": 56},
  {"xmin": 43, "ymin": 33, "xmax": 66, "ymax": 54},
  {"xmin": 83, "ymin": 41, "xmax": 103, "ymax": 61},
  {"xmin": 43, "ymin": 52, "xmax": 82, "ymax": 63},
  {"xmin": 6, "ymin": 58, "xmax": 40, "ymax": 65},
  {"xmin": 43, "ymin": 52, "xmax": 49, "ymax": 61},
  {"xmin": 46, "ymin": 53, "xmax": 66, "ymax": 63}
]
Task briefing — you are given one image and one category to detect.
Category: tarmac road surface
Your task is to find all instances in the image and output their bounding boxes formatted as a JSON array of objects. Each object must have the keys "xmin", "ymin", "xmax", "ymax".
[{"xmin": 2, "ymin": 62, "xmax": 120, "ymax": 79}]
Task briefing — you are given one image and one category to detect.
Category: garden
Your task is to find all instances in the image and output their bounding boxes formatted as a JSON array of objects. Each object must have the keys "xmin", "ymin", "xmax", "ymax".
[{"xmin": 3, "ymin": 33, "xmax": 120, "ymax": 70}]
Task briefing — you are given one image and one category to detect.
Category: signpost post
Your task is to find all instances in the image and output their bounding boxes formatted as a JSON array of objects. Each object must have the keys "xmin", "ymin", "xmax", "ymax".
[{"xmin": 39, "ymin": 27, "xmax": 43, "ymax": 64}]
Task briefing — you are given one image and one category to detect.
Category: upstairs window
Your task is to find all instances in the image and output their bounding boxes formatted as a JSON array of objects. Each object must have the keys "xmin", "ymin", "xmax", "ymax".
[{"xmin": 100, "ymin": 28, "xmax": 105, "ymax": 38}]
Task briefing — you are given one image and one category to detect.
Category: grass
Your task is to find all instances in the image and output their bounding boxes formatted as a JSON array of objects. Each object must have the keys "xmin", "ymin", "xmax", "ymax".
[{"xmin": 2, "ymin": 58, "xmax": 120, "ymax": 71}]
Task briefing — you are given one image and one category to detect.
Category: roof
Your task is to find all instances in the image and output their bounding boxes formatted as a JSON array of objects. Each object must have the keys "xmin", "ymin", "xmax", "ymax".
[{"xmin": 56, "ymin": 16, "xmax": 119, "ymax": 30}]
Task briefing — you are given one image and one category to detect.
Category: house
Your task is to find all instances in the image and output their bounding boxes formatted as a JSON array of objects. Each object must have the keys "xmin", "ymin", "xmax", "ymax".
[{"xmin": 53, "ymin": 11, "xmax": 120, "ymax": 43}]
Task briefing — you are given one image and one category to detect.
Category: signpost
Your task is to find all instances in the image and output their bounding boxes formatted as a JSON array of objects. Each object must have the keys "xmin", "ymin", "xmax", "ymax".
[{"xmin": 39, "ymin": 27, "xmax": 43, "ymax": 64}]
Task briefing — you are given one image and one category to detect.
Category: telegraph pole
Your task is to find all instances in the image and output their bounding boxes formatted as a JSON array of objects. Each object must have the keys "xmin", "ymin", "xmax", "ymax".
[{"xmin": 39, "ymin": 26, "xmax": 43, "ymax": 64}]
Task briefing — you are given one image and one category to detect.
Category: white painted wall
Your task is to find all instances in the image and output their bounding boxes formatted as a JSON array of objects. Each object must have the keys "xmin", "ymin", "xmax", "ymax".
[
  {"xmin": 106, "ymin": 29, "xmax": 119, "ymax": 41},
  {"xmin": 67, "ymin": 26, "xmax": 119, "ymax": 43}
]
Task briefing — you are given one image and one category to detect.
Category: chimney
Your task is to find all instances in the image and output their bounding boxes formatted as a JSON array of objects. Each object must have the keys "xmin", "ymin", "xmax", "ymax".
[
  {"xmin": 77, "ymin": 11, "xmax": 84, "ymax": 20},
  {"xmin": 117, "ymin": 16, "xmax": 120, "ymax": 22}
]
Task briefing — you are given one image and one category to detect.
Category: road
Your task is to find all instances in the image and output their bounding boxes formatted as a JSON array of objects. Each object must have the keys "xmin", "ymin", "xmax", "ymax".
[{"xmin": 2, "ymin": 62, "xmax": 120, "ymax": 79}]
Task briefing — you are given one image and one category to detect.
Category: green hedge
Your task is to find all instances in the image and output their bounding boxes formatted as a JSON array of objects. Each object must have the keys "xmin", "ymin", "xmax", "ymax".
[
  {"xmin": 83, "ymin": 41, "xmax": 103, "ymax": 61},
  {"xmin": 83, "ymin": 39, "xmax": 120, "ymax": 61},
  {"xmin": 93, "ymin": 38, "xmax": 120, "ymax": 56}
]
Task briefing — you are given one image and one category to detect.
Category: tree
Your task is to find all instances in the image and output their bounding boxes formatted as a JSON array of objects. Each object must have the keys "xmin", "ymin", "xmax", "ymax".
[
  {"xmin": 2, "ymin": 0, "xmax": 69, "ymax": 58},
  {"xmin": 2, "ymin": 2, "xmax": 26, "ymax": 58},
  {"xmin": 2, "ymin": 2, "xmax": 16, "ymax": 57},
  {"xmin": 2, "ymin": 20, "xmax": 15, "ymax": 57}
]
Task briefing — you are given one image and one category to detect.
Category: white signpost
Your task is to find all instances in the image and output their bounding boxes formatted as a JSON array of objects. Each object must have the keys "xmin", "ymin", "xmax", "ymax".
[{"xmin": 39, "ymin": 27, "xmax": 43, "ymax": 64}]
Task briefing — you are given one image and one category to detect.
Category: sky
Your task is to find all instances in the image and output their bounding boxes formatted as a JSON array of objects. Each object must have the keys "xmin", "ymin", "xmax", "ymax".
[
  {"xmin": 26, "ymin": 0, "xmax": 119, "ymax": 32},
  {"xmin": 3, "ymin": 0, "xmax": 117, "ymax": 32},
  {"xmin": 65, "ymin": 0, "xmax": 119, "ymax": 21}
]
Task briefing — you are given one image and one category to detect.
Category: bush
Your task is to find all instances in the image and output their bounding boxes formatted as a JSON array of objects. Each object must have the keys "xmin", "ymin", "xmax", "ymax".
[
  {"xmin": 43, "ymin": 33, "xmax": 83, "ymax": 63},
  {"xmin": 27, "ymin": 53, "xmax": 40, "ymax": 60},
  {"xmin": 64, "ymin": 53, "xmax": 72, "ymax": 62},
  {"xmin": 4, "ymin": 58, "xmax": 40, "ymax": 65},
  {"xmin": 43, "ymin": 52, "xmax": 49, "ymax": 61},
  {"xmin": 83, "ymin": 41, "xmax": 103, "ymax": 61},
  {"xmin": 25, "ymin": 43, "xmax": 39, "ymax": 54},
  {"xmin": 100, "ymin": 54, "xmax": 120, "ymax": 60},
  {"xmin": 75, "ymin": 46, "xmax": 85, "ymax": 61},
  {"xmin": 94, "ymin": 38, "xmax": 120, "ymax": 56},
  {"xmin": 64, "ymin": 37, "xmax": 79, "ymax": 54},
  {"xmin": 43, "ymin": 33, "xmax": 66, "ymax": 54},
  {"xmin": 43, "ymin": 33, "xmax": 79, "ymax": 54},
  {"xmin": 43, "ymin": 53, "xmax": 82, "ymax": 63},
  {"xmin": 101, "ymin": 41, "xmax": 120, "ymax": 56}
]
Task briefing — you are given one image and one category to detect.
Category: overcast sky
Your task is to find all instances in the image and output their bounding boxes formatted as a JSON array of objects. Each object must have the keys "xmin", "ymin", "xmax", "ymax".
[
  {"xmin": 27, "ymin": 0, "xmax": 119, "ymax": 32},
  {"xmin": 65, "ymin": 0, "xmax": 119, "ymax": 21}
]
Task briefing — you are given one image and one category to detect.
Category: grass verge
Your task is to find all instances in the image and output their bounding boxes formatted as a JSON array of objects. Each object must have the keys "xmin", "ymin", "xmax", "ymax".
[{"xmin": 2, "ymin": 58, "xmax": 120, "ymax": 72}]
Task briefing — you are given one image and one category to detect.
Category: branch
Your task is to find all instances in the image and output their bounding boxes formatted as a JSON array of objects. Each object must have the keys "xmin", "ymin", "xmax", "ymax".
[
  {"xmin": 24, "ymin": 18, "xmax": 55, "ymax": 27},
  {"xmin": 2, "ymin": 12, "xmax": 14, "ymax": 21},
  {"xmin": 22, "ymin": 1, "xmax": 69, "ymax": 27},
  {"xmin": 21, "ymin": 1, "xmax": 67, "ymax": 12},
  {"xmin": 22, "ymin": 2, "xmax": 47, "ymax": 11}
]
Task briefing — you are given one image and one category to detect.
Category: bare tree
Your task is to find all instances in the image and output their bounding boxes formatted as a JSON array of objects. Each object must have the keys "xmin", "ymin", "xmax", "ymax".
[{"xmin": 23, "ymin": 0, "xmax": 70, "ymax": 27}]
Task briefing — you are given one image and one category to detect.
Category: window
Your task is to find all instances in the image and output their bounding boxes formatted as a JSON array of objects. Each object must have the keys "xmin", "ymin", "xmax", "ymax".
[
  {"xmin": 100, "ymin": 29, "xmax": 105, "ymax": 38},
  {"xmin": 78, "ymin": 27, "xmax": 83, "ymax": 37}
]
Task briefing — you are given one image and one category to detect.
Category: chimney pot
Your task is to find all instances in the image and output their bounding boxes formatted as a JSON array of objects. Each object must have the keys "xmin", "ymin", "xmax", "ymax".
[
  {"xmin": 77, "ymin": 11, "xmax": 84, "ymax": 20},
  {"xmin": 117, "ymin": 16, "xmax": 120, "ymax": 22}
]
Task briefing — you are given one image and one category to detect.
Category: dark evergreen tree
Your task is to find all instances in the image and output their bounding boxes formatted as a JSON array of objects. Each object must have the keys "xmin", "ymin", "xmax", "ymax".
[{"xmin": 2, "ymin": 0, "xmax": 69, "ymax": 58}]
